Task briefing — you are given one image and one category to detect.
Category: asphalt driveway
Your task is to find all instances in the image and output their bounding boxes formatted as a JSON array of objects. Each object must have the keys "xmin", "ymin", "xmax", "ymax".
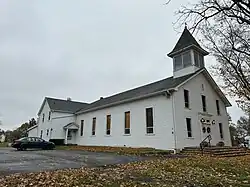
[{"xmin": 0, "ymin": 148, "xmax": 146, "ymax": 176}]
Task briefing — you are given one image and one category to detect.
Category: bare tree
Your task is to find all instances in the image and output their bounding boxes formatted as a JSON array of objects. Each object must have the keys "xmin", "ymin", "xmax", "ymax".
[
  {"xmin": 176, "ymin": 0, "xmax": 250, "ymax": 31},
  {"xmin": 175, "ymin": 0, "xmax": 250, "ymax": 113}
]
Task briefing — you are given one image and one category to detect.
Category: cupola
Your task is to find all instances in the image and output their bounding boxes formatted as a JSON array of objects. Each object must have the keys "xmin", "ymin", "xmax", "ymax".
[{"xmin": 167, "ymin": 26, "xmax": 209, "ymax": 78}]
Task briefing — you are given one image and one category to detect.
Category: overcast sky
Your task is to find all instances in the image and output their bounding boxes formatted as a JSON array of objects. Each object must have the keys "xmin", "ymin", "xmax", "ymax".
[{"xmin": 0, "ymin": 0, "xmax": 245, "ymax": 130}]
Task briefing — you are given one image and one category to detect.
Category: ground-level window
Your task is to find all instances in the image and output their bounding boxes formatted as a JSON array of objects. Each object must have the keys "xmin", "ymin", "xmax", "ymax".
[
  {"xmin": 48, "ymin": 111, "xmax": 51, "ymax": 120},
  {"xmin": 40, "ymin": 130, "xmax": 43, "ymax": 138},
  {"xmin": 146, "ymin": 108, "xmax": 154, "ymax": 134},
  {"xmin": 80, "ymin": 120, "xmax": 84, "ymax": 136},
  {"xmin": 106, "ymin": 115, "xmax": 111, "ymax": 135},
  {"xmin": 186, "ymin": 118, "xmax": 192, "ymax": 137},
  {"xmin": 219, "ymin": 123, "xmax": 223, "ymax": 139},
  {"xmin": 92, "ymin": 117, "xmax": 96, "ymax": 136},
  {"xmin": 124, "ymin": 111, "xmax": 130, "ymax": 134},
  {"xmin": 50, "ymin": 128, "xmax": 53, "ymax": 137}
]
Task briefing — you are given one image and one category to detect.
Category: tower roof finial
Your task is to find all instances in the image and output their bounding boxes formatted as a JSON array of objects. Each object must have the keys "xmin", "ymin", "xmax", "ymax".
[{"xmin": 185, "ymin": 22, "xmax": 188, "ymax": 29}]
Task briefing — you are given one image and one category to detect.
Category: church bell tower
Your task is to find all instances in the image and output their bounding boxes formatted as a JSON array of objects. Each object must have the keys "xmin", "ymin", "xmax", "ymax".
[{"xmin": 167, "ymin": 26, "xmax": 209, "ymax": 78}]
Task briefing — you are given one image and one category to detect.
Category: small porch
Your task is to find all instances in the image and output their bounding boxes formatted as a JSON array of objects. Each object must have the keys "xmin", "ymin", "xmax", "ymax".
[{"xmin": 63, "ymin": 122, "xmax": 79, "ymax": 145}]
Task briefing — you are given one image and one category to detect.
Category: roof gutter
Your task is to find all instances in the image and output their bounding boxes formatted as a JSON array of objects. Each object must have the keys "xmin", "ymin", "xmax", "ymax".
[
  {"xmin": 168, "ymin": 44, "xmax": 209, "ymax": 57},
  {"xmin": 76, "ymin": 89, "xmax": 175, "ymax": 115},
  {"xmin": 27, "ymin": 125, "xmax": 38, "ymax": 132},
  {"xmin": 51, "ymin": 109, "xmax": 75, "ymax": 114}
]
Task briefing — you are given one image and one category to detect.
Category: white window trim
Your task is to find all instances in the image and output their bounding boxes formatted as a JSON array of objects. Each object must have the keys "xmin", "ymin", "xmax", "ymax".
[{"xmin": 174, "ymin": 51, "xmax": 193, "ymax": 71}]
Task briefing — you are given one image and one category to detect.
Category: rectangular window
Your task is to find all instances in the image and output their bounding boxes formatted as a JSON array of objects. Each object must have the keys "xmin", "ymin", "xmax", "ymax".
[
  {"xmin": 80, "ymin": 120, "xmax": 84, "ymax": 136},
  {"xmin": 201, "ymin": 95, "xmax": 207, "ymax": 112},
  {"xmin": 146, "ymin": 108, "xmax": 154, "ymax": 134},
  {"xmin": 92, "ymin": 117, "xmax": 96, "ymax": 136},
  {"xmin": 219, "ymin": 123, "xmax": 223, "ymax": 139},
  {"xmin": 184, "ymin": 89, "xmax": 190, "ymax": 108},
  {"xmin": 194, "ymin": 51, "xmax": 199, "ymax": 67},
  {"xmin": 186, "ymin": 118, "xmax": 192, "ymax": 137},
  {"xmin": 46, "ymin": 129, "xmax": 49, "ymax": 136},
  {"xmin": 106, "ymin": 115, "xmax": 111, "ymax": 135},
  {"xmin": 216, "ymin": 100, "xmax": 220, "ymax": 115},
  {"xmin": 199, "ymin": 54, "xmax": 204, "ymax": 67},
  {"xmin": 183, "ymin": 51, "xmax": 192, "ymax": 67},
  {"xmin": 48, "ymin": 112, "xmax": 51, "ymax": 120},
  {"xmin": 42, "ymin": 113, "xmax": 45, "ymax": 122},
  {"xmin": 124, "ymin": 111, "xmax": 130, "ymax": 134},
  {"xmin": 40, "ymin": 130, "xmax": 43, "ymax": 138},
  {"xmin": 174, "ymin": 55, "xmax": 182, "ymax": 71}
]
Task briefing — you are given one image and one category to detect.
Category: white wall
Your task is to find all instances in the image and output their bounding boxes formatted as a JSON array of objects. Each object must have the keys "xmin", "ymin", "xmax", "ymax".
[
  {"xmin": 28, "ymin": 127, "xmax": 38, "ymax": 137},
  {"xmin": 76, "ymin": 95, "xmax": 175, "ymax": 150},
  {"xmin": 174, "ymin": 66, "xmax": 199, "ymax": 78},
  {"xmin": 37, "ymin": 100, "xmax": 76, "ymax": 141},
  {"xmin": 51, "ymin": 112, "xmax": 76, "ymax": 140},
  {"xmin": 173, "ymin": 73, "xmax": 231, "ymax": 149}
]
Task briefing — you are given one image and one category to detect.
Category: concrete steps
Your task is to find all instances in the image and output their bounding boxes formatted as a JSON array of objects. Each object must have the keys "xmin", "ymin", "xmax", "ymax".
[{"xmin": 181, "ymin": 146, "xmax": 249, "ymax": 157}]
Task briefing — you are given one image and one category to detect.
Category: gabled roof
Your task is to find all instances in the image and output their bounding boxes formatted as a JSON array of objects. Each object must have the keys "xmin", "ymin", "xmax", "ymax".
[
  {"xmin": 173, "ymin": 68, "xmax": 231, "ymax": 107},
  {"xmin": 38, "ymin": 97, "xmax": 89, "ymax": 115},
  {"xmin": 76, "ymin": 70, "xmax": 202, "ymax": 114},
  {"xmin": 168, "ymin": 26, "xmax": 209, "ymax": 57},
  {"xmin": 63, "ymin": 122, "xmax": 79, "ymax": 129},
  {"xmin": 76, "ymin": 68, "xmax": 231, "ymax": 114}
]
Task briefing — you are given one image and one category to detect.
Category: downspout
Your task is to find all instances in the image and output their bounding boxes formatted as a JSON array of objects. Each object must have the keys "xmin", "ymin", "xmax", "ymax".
[{"xmin": 171, "ymin": 90, "xmax": 177, "ymax": 153}]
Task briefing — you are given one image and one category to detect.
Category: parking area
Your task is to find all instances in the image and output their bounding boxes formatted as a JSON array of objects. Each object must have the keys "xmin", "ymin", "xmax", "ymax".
[{"xmin": 0, "ymin": 148, "xmax": 146, "ymax": 176}]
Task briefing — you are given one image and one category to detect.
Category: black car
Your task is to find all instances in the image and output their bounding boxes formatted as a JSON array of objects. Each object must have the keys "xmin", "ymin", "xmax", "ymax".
[{"xmin": 11, "ymin": 137, "xmax": 55, "ymax": 151}]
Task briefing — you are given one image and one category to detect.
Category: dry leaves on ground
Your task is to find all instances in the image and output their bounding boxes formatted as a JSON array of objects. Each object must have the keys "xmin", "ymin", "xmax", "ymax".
[{"xmin": 1, "ymin": 155, "xmax": 250, "ymax": 187}]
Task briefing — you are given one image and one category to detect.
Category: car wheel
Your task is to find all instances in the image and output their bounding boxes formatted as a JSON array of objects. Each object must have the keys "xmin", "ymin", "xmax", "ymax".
[{"xmin": 20, "ymin": 144, "xmax": 26, "ymax": 151}]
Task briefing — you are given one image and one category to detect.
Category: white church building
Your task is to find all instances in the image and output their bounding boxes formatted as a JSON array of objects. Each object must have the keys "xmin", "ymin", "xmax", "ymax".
[{"xmin": 28, "ymin": 27, "xmax": 232, "ymax": 150}]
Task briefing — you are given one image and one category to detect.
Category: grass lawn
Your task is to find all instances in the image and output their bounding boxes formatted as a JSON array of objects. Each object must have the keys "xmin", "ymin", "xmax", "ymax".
[
  {"xmin": 1, "ymin": 155, "xmax": 250, "ymax": 186},
  {"xmin": 0, "ymin": 142, "xmax": 8, "ymax": 147},
  {"xmin": 56, "ymin": 145, "xmax": 173, "ymax": 156}
]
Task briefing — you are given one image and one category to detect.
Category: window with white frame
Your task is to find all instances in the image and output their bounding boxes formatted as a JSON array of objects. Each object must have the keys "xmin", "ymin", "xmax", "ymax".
[
  {"xmin": 80, "ymin": 120, "xmax": 84, "ymax": 136},
  {"xmin": 146, "ymin": 108, "xmax": 154, "ymax": 134},
  {"xmin": 219, "ymin": 123, "xmax": 224, "ymax": 139},
  {"xmin": 174, "ymin": 51, "xmax": 192, "ymax": 71},
  {"xmin": 124, "ymin": 111, "xmax": 130, "ymax": 135},
  {"xmin": 184, "ymin": 89, "xmax": 190, "ymax": 108},
  {"xmin": 42, "ymin": 113, "xmax": 45, "ymax": 122},
  {"xmin": 92, "ymin": 117, "xmax": 96, "ymax": 136},
  {"xmin": 186, "ymin": 118, "xmax": 192, "ymax": 137},
  {"xmin": 216, "ymin": 100, "xmax": 220, "ymax": 115},
  {"xmin": 194, "ymin": 51, "xmax": 204, "ymax": 68},
  {"xmin": 106, "ymin": 115, "xmax": 111, "ymax": 135},
  {"xmin": 183, "ymin": 51, "xmax": 192, "ymax": 67},
  {"xmin": 48, "ymin": 111, "xmax": 51, "ymax": 120}
]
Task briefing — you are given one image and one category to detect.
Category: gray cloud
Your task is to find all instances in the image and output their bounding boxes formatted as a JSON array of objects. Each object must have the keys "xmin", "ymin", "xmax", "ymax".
[{"xmin": 0, "ymin": 0, "xmax": 244, "ymax": 130}]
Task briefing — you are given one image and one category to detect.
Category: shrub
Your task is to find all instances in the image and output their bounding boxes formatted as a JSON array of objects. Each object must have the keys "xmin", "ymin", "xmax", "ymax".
[{"xmin": 216, "ymin": 141, "xmax": 225, "ymax": 147}]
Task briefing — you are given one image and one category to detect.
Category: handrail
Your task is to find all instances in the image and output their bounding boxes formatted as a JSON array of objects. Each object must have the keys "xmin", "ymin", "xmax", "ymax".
[{"xmin": 200, "ymin": 134, "xmax": 212, "ymax": 155}]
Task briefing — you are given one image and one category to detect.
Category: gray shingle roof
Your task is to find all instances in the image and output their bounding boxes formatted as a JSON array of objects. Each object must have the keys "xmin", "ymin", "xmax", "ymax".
[
  {"xmin": 168, "ymin": 26, "xmax": 208, "ymax": 57},
  {"xmin": 46, "ymin": 97, "xmax": 89, "ymax": 113},
  {"xmin": 77, "ymin": 70, "xmax": 201, "ymax": 114}
]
